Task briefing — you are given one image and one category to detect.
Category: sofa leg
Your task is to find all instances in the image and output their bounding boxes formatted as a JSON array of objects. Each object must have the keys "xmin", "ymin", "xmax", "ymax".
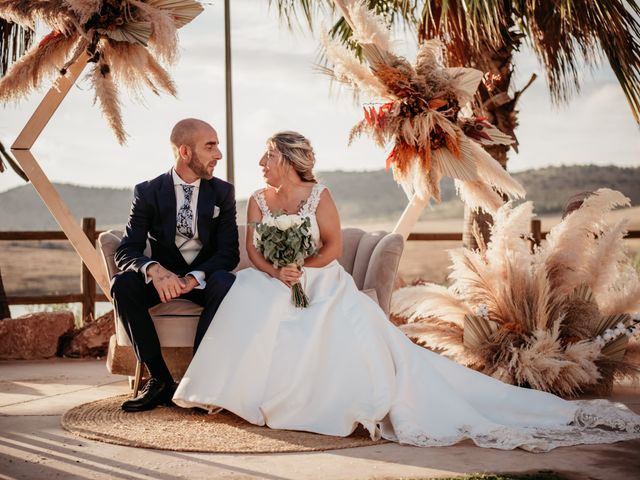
[{"xmin": 132, "ymin": 361, "xmax": 144, "ymax": 397}]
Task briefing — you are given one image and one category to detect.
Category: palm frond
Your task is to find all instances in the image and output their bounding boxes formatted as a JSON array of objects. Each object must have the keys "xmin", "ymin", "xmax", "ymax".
[
  {"xmin": 520, "ymin": 0, "xmax": 640, "ymax": 122},
  {"xmin": 417, "ymin": 0, "xmax": 640, "ymax": 123}
]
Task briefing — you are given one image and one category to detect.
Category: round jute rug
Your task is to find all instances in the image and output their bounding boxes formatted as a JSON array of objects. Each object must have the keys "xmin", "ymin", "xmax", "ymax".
[{"xmin": 61, "ymin": 395, "xmax": 387, "ymax": 453}]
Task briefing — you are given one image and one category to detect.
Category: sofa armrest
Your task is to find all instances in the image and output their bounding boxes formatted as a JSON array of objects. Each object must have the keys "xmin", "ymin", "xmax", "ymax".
[
  {"xmin": 362, "ymin": 233, "xmax": 404, "ymax": 317},
  {"xmin": 98, "ymin": 230, "xmax": 124, "ymax": 280}
]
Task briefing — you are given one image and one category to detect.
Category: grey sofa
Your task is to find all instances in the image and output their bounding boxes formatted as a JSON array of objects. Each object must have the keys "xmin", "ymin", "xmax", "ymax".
[{"xmin": 98, "ymin": 225, "xmax": 404, "ymax": 391}]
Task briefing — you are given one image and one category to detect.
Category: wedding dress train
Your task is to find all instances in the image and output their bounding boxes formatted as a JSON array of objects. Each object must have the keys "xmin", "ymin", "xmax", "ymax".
[{"xmin": 173, "ymin": 184, "xmax": 640, "ymax": 452}]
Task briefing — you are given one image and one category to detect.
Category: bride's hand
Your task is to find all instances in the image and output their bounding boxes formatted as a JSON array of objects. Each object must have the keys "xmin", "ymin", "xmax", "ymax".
[{"xmin": 276, "ymin": 265, "xmax": 302, "ymax": 288}]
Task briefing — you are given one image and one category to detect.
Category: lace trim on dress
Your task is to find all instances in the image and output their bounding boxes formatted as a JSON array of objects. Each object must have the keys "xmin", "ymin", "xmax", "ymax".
[
  {"xmin": 253, "ymin": 189, "xmax": 272, "ymax": 218},
  {"xmin": 383, "ymin": 399, "xmax": 640, "ymax": 453},
  {"xmin": 253, "ymin": 184, "xmax": 326, "ymax": 219},
  {"xmin": 298, "ymin": 184, "xmax": 325, "ymax": 217}
]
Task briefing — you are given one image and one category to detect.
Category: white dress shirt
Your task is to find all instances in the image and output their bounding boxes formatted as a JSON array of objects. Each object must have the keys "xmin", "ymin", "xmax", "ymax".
[{"xmin": 141, "ymin": 169, "xmax": 206, "ymax": 289}]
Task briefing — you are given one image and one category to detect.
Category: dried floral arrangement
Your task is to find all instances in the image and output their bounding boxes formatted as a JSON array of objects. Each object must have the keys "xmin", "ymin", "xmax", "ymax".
[
  {"xmin": 391, "ymin": 189, "xmax": 640, "ymax": 397},
  {"xmin": 321, "ymin": 0, "xmax": 524, "ymax": 212},
  {"xmin": 0, "ymin": 0, "xmax": 203, "ymax": 144}
]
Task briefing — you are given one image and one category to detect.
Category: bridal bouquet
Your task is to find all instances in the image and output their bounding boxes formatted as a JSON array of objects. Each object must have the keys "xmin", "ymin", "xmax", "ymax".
[{"xmin": 254, "ymin": 214, "xmax": 317, "ymax": 308}]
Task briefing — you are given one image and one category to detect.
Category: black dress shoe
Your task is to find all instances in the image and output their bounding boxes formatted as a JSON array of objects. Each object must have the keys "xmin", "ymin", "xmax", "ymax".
[{"xmin": 121, "ymin": 378, "xmax": 177, "ymax": 412}]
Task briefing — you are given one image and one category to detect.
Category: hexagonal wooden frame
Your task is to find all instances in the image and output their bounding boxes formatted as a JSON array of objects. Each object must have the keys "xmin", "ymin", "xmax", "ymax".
[{"xmin": 10, "ymin": 52, "xmax": 111, "ymax": 299}]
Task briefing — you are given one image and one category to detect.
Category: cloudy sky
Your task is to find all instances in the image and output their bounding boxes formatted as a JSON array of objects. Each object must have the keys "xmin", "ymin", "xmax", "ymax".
[{"xmin": 0, "ymin": 1, "xmax": 638, "ymax": 200}]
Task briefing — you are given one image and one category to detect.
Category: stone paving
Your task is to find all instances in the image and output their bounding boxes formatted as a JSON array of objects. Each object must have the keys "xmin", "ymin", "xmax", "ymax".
[{"xmin": 1, "ymin": 358, "xmax": 639, "ymax": 480}]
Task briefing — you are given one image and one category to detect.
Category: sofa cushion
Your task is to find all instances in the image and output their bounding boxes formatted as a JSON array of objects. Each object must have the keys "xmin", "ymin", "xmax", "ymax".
[
  {"xmin": 338, "ymin": 228, "xmax": 365, "ymax": 275},
  {"xmin": 351, "ymin": 231, "xmax": 386, "ymax": 289},
  {"xmin": 363, "ymin": 233, "xmax": 404, "ymax": 316},
  {"xmin": 116, "ymin": 314, "xmax": 200, "ymax": 347}
]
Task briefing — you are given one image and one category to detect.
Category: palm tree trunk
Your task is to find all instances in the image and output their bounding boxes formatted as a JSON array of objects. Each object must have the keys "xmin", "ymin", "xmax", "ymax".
[{"xmin": 462, "ymin": 21, "xmax": 521, "ymax": 250}]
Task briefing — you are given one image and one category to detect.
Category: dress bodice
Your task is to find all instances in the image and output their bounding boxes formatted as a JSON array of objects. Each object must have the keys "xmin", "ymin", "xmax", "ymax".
[{"xmin": 252, "ymin": 184, "xmax": 326, "ymax": 246}]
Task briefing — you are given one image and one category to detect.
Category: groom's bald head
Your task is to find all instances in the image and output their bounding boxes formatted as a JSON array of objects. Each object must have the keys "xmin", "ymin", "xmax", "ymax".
[{"xmin": 170, "ymin": 118, "xmax": 212, "ymax": 152}]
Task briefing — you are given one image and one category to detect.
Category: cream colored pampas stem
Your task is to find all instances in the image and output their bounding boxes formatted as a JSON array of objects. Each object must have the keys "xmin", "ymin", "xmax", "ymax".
[
  {"xmin": 90, "ymin": 63, "xmax": 127, "ymax": 144},
  {"xmin": 392, "ymin": 192, "xmax": 640, "ymax": 397},
  {"xmin": 0, "ymin": 34, "xmax": 78, "ymax": 103}
]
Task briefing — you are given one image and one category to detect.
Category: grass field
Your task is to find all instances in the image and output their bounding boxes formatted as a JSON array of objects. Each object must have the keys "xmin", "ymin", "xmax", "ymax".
[{"xmin": 1, "ymin": 207, "xmax": 639, "ymax": 297}]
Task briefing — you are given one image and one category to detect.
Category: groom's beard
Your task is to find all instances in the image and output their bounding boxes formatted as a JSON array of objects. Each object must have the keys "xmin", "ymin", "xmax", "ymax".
[{"xmin": 188, "ymin": 151, "xmax": 214, "ymax": 180}]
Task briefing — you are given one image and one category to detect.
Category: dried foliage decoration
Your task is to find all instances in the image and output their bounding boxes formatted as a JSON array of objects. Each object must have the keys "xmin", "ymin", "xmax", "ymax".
[
  {"xmin": 0, "ymin": 0, "xmax": 204, "ymax": 144},
  {"xmin": 391, "ymin": 189, "xmax": 640, "ymax": 398},
  {"xmin": 322, "ymin": 1, "xmax": 525, "ymax": 213}
]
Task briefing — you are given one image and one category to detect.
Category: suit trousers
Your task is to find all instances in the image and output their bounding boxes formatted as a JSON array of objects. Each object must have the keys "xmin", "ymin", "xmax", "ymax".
[{"xmin": 110, "ymin": 269, "xmax": 236, "ymax": 364}]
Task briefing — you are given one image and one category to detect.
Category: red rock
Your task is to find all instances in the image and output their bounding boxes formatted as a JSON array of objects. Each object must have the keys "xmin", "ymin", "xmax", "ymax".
[
  {"xmin": 0, "ymin": 311, "xmax": 75, "ymax": 360},
  {"xmin": 61, "ymin": 310, "xmax": 115, "ymax": 358}
]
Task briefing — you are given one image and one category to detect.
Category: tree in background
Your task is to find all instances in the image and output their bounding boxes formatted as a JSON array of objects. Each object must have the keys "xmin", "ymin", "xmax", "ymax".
[{"xmin": 272, "ymin": 0, "xmax": 640, "ymax": 246}]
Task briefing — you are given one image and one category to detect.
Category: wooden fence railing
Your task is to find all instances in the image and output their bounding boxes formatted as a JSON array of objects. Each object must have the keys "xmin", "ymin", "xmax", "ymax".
[
  {"xmin": 0, "ymin": 218, "xmax": 108, "ymax": 323},
  {"xmin": 1, "ymin": 218, "xmax": 639, "ymax": 323}
]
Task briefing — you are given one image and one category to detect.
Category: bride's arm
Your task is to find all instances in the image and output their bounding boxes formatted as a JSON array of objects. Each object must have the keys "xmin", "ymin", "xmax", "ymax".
[
  {"xmin": 303, "ymin": 189, "xmax": 343, "ymax": 268},
  {"xmin": 246, "ymin": 197, "xmax": 300, "ymax": 286}
]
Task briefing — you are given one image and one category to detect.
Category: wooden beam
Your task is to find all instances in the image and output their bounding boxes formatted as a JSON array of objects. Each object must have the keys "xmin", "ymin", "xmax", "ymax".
[
  {"xmin": 0, "ymin": 231, "xmax": 103, "ymax": 240},
  {"xmin": 392, "ymin": 193, "xmax": 429, "ymax": 241},
  {"xmin": 12, "ymin": 52, "xmax": 89, "ymax": 149},
  {"xmin": 10, "ymin": 149, "xmax": 111, "ymax": 299},
  {"xmin": 6, "ymin": 294, "xmax": 85, "ymax": 305},
  {"xmin": 10, "ymin": 52, "xmax": 111, "ymax": 299},
  {"xmin": 407, "ymin": 232, "xmax": 463, "ymax": 241}
]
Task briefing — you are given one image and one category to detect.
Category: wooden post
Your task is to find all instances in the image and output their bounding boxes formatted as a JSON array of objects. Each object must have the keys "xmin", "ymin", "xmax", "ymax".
[
  {"xmin": 530, "ymin": 218, "xmax": 542, "ymax": 252},
  {"xmin": 10, "ymin": 51, "xmax": 111, "ymax": 300},
  {"xmin": 224, "ymin": 0, "xmax": 235, "ymax": 184},
  {"xmin": 81, "ymin": 217, "xmax": 96, "ymax": 324},
  {"xmin": 392, "ymin": 193, "xmax": 430, "ymax": 241},
  {"xmin": 0, "ymin": 266, "xmax": 10, "ymax": 319}
]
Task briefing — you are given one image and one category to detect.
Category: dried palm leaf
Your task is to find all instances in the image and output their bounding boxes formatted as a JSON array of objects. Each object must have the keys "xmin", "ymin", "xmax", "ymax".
[{"xmin": 148, "ymin": 0, "xmax": 203, "ymax": 29}]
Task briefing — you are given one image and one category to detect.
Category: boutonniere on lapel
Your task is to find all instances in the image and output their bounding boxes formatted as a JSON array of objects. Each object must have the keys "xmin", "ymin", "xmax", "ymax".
[{"xmin": 212, "ymin": 206, "xmax": 220, "ymax": 219}]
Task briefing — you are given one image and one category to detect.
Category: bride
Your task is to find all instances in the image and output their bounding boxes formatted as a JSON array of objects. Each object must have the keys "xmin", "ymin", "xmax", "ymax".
[{"xmin": 173, "ymin": 131, "xmax": 640, "ymax": 452}]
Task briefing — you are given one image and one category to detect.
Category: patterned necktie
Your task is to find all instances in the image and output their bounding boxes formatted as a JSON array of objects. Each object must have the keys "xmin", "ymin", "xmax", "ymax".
[{"xmin": 177, "ymin": 184, "xmax": 195, "ymax": 238}]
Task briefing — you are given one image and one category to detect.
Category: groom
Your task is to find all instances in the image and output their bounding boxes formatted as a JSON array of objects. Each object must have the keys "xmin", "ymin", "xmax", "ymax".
[{"xmin": 111, "ymin": 118, "xmax": 239, "ymax": 412}]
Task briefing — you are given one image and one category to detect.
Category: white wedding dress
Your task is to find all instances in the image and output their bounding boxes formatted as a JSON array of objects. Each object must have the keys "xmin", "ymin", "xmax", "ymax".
[{"xmin": 173, "ymin": 184, "xmax": 640, "ymax": 452}]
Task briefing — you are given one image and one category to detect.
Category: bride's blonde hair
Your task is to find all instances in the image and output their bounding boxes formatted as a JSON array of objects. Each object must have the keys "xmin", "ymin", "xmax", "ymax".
[{"xmin": 268, "ymin": 131, "xmax": 317, "ymax": 183}]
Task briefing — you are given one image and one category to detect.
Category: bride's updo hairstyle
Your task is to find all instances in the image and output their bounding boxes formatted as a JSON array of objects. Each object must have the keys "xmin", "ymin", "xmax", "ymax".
[{"xmin": 268, "ymin": 131, "xmax": 317, "ymax": 183}]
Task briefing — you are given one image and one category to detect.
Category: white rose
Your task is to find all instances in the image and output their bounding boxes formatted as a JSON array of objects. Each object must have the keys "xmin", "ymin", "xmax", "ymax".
[
  {"xmin": 275, "ymin": 214, "xmax": 296, "ymax": 230},
  {"xmin": 263, "ymin": 217, "xmax": 276, "ymax": 227},
  {"xmin": 290, "ymin": 215, "xmax": 305, "ymax": 227}
]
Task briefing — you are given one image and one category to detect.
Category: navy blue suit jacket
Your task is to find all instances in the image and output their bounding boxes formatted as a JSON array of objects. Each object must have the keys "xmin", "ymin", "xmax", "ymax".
[{"xmin": 114, "ymin": 170, "xmax": 240, "ymax": 279}]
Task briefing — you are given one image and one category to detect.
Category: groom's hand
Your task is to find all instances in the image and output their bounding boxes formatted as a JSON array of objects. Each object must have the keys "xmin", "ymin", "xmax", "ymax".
[
  {"xmin": 148, "ymin": 263, "xmax": 184, "ymax": 302},
  {"xmin": 178, "ymin": 275, "xmax": 199, "ymax": 295}
]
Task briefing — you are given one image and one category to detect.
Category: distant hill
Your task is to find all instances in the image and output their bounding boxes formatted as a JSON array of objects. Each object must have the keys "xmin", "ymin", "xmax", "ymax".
[{"xmin": 1, "ymin": 165, "xmax": 638, "ymax": 230}]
